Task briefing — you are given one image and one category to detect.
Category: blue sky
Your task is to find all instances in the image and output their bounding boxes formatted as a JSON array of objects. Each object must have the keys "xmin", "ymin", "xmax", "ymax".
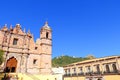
[{"xmin": 0, "ymin": 0, "xmax": 120, "ymax": 58}]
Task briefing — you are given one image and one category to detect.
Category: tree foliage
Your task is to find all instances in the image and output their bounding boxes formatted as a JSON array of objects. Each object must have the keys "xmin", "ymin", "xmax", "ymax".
[
  {"xmin": 0, "ymin": 50, "xmax": 4, "ymax": 65},
  {"xmin": 86, "ymin": 55, "xmax": 95, "ymax": 59},
  {"xmin": 52, "ymin": 55, "xmax": 95, "ymax": 67}
]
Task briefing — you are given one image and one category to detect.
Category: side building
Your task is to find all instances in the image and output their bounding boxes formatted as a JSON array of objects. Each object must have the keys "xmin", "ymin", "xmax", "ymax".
[
  {"xmin": 63, "ymin": 56, "xmax": 120, "ymax": 80},
  {"xmin": 0, "ymin": 22, "xmax": 52, "ymax": 74}
]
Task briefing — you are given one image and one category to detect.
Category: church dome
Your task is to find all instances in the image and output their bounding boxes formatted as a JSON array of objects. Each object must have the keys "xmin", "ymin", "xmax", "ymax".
[{"xmin": 41, "ymin": 21, "xmax": 51, "ymax": 30}]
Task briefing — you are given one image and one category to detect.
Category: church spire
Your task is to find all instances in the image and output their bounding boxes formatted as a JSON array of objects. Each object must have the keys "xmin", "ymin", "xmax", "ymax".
[
  {"xmin": 27, "ymin": 29, "xmax": 31, "ymax": 34},
  {"xmin": 45, "ymin": 21, "xmax": 48, "ymax": 26},
  {"xmin": 10, "ymin": 25, "xmax": 12, "ymax": 29},
  {"xmin": 23, "ymin": 28, "xmax": 26, "ymax": 33},
  {"xmin": 1, "ymin": 24, "xmax": 8, "ymax": 31},
  {"xmin": 42, "ymin": 21, "xmax": 50, "ymax": 29}
]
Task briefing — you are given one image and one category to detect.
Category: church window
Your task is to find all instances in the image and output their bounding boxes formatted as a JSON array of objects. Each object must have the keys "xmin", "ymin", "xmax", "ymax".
[
  {"xmin": 13, "ymin": 38, "xmax": 18, "ymax": 45},
  {"xmin": 35, "ymin": 47, "xmax": 38, "ymax": 50},
  {"xmin": 33, "ymin": 59, "xmax": 37, "ymax": 65},
  {"xmin": 46, "ymin": 32, "xmax": 49, "ymax": 38}
]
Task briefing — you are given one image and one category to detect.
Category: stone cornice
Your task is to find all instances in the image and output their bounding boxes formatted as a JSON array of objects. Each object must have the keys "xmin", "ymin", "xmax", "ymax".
[
  {"xmin": 1, "ymin": 45, "xmax": 29, "ymax": 49},
  {"xmin": 40, "ymin": 53, "xmax": 51, "ymax": 55},
  {"xmin": 40, "ymin": 37, "xmax": 52, "ymax": 40},
  {"xmin": 40, "ymin": 43, "xmax": 52, "ymax": 46},
  {"xmin": 3, "ymin": 50, "xmax": 40, "ymax": 55}
]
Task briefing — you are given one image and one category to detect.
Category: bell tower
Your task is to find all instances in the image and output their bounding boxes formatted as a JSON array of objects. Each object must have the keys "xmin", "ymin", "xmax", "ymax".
[
  {"xmin": 40, "ymin": 21, "xmax": 52, "ymax": 54},
  {"xmin": 40, "ymin": 21, "xmax": 52, "ymax": 74}
]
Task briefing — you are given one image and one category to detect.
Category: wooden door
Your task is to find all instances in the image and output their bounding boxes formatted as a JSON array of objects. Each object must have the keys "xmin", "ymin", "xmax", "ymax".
[{"xmin": 5, "ymin": 57, "xmax": 17, "ymax": 72}]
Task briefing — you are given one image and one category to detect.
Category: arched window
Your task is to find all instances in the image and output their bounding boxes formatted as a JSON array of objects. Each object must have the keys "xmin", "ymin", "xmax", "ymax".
[
  {"xmin": 73, "ymin": 68, "xmax": 76, "ymax": 74},
  {"xmin": 88, "ymin": 66, "xmax": 91, "ymax": 72},
  {"xmin": 106, "ymin": 64, "xmax": 110, "ymax": 73},
  {"xmin": 46, "ymin": 32, "xmax": 49, "ymax": 39},
  {"xmin": 68, "ymin": 69, "xmax": 70, "ymax": 75},
  {"xmin": 96, "ymin": 65, "xmax": 100, "ymax": 73},
  {"xmin": 112, "ymin": 63, "xmax": 117, "ymax": 72},
  {"xmin": 80, "ymin": 67, "xmax": 83, "ymax": 73}
]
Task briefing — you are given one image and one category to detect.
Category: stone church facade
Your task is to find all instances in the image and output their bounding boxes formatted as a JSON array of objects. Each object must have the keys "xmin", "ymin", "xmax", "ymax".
[{"xmin": 0, "ymin": 22, "xmax": 52, "ymax": 74}]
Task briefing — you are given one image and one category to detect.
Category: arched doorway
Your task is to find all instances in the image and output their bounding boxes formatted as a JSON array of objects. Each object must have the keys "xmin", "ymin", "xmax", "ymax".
[{"xmin": 5, "ymin": 57, "xmax": 17, "ymax": 72}]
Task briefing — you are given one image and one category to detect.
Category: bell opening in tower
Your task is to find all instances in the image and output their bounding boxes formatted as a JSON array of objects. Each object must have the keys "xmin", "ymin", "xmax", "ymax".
[{"xmin": 46, "ymin": 32, "xmax": 49, "ymax": 39}]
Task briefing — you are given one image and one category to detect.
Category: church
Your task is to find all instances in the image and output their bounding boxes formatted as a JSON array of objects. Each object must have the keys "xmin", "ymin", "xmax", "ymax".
[{"xmin": 0, "ymin": 22, "xmax": 52, "ymax": 74}]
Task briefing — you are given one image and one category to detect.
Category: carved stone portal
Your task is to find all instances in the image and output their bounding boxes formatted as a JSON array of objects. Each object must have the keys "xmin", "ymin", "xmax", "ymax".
[{"xmin": 5, "ymin": 57, "xmax": 17, "ymax": 72}]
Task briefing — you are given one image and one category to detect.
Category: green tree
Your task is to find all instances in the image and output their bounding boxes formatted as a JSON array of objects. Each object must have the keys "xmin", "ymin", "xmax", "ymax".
[
  {"xmin": 52, "ymin": 55, "xmax": 91, "ymax": 67},
  {"xmin": 86, "ymin": 55, "xmax": 96, "ymax": 59},
  {"xmin": 0, "ymin": 50, "xmax": 4, "ymax": 65}
]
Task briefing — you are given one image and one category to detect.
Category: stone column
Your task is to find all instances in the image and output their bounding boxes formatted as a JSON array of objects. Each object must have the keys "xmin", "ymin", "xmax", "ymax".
[
  {"xmin": 99, "ymin": 61, "xmax": 103, "ymax": 73},
  {"xmin": 20, "ymin": 54, "xmax": 27, "ymax": 73},
  {"xmin": 109, "ymin": 63, "xmax": 113, "ymax": 72},
  {"xmin": 102, "ymin": 64, "xmax": 105, "ymax": 73},
  {"xmin": 3, "ymin": 52, "xmax": 8, "ymax": 71},
  {"xmin": 116, "ymin": 57, "xmax": 120, "ymax": 71},
  {"xmin": 83, "ymin": 65, "xmax": 86, "ymax": 75},
  {"xmin": 93, "ymin": 65, "xmax": 96, "ymax": 72},
  {"xmin": 91, "ymin": 62, "xmax": 94, "ymax": 73},
  {"xmin": 16, "ymin": 55, "xmax": 21, "ymax": 73}
]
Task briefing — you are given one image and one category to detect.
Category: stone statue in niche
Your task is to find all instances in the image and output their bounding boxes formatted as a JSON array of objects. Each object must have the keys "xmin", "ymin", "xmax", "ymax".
[{"xmin": 3, "ymin": 35, "xmax": 7, "ymax": 43}]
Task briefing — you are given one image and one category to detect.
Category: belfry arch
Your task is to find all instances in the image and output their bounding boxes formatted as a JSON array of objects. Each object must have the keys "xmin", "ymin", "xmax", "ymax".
[{"xmin": 5, "ymin": 57, "xmax": 17, "ymax": 72}]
